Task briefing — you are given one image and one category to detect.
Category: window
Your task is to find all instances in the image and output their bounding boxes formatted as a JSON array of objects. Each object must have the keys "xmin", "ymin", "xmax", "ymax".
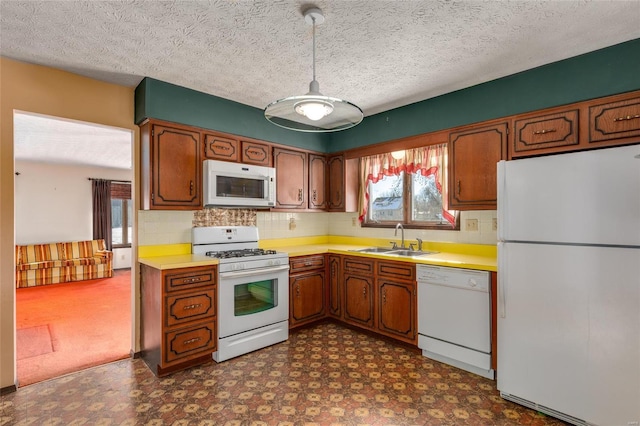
[
  {"xmin": 111, "ymin": 183, "xmax": 132, "ymax": 248},
  {"xmin": 359, "ymin": 144, "xmax": 458, "ymax": 229}
]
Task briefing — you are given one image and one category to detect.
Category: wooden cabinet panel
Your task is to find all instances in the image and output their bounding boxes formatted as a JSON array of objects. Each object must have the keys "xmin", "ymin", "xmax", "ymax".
[
  {"xmin": 140, "ymin": 121, "xmax": 202, "ymax": 210},
  {"xmin": 589, "ymin": 96, "xmax": 640, "ymax": 143},
  {"xmin": 165, "ymin": 289, "xmax": 216, "ymax": 327},
  {"xmin": 164, "ymin": 323, "xmax": 216, "ymax": 364},
  {"xmin": 290, "ymin": 255, "xmax": 325, "ymax": 274},
  {"xmin": 343, "ymin": 273, "xmax": 375, "ymax": 328},
  {"xmin": 327, "ymin": 155, "xmax": 358, "ymax": 212},
  {"xmin": 203, "ymin": 133, "xmax": 239, "ymax": 162},
  {"xmin": 512, "ymin": 110, "xmax": 579, "ymax": 158},
  {"xmin": 290, "ymin": 270, "xmax": 326, "ymax": 327},
  {"xmin": 449, "ymin": 122, "xmax": 507, "ymax": 210},
  {"xmin": 343, "ymin": 257, "xmax": 374, "ymax": 275},
  {"xmin": 164, "ymin": 266, "xmax": 217, "ymax": 292},
  {"xmin": 377, "ymin": 279, "xmax": 415, "ymax": 342},
  {"xmin": 328, "ymin": 255, "xmax": 342, "ymax": 319},
  {"xmin": 274, "ymin": 148, "xmax": 307, "ymax": 209},
  {"xmin": 242, "ymin": 140, "xmax": 272, "ymax": 166},
  {"xmin": 377, "ymin": 261, "xmax": 415, "ymax": 282},
  {"xmin": 308, "ymin": 154, "xmax": 327, "ymax": 210}
]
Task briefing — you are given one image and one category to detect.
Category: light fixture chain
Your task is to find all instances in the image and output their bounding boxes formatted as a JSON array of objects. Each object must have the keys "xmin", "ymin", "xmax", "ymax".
[{"xmin": 312, "ymin": 15, "xmax": 316, "ymax": 82}]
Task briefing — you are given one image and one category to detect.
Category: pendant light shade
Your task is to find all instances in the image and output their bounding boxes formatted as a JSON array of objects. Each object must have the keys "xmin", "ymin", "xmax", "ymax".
[{"xmin": 264, "ymin": 7, "xmax": 363, "ymax": 132}]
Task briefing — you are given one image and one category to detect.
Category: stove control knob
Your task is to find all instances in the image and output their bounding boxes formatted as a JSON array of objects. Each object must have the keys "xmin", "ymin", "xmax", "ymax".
[{"xmin": 269, "ymin": 259, "xmax": 281, "ymax": 266}]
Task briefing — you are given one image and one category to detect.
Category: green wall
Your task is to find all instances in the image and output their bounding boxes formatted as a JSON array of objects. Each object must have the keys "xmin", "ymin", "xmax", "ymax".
[
  {"xmin": 135, "ymin": 38, "xmax": 640, "ymax": 154},
  {"xmin": 328, "ymin": 38, "xmax": 640, "ymax": 152},
  {"xmin": 134, "ymin": 78, "xmax": 326, "ymax": 152}
]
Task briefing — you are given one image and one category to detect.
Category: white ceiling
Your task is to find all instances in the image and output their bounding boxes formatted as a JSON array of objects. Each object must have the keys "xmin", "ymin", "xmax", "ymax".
[
  {"xmin": 2, "ymin": 1, "xmax": 640, "ymax": 167},
  {"xmin": 13, "ymin": 112, "xmax": 133, "ymax": 170}
]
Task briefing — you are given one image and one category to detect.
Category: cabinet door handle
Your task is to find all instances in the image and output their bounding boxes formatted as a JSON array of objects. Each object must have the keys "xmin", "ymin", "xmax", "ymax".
[
  {"xmin": 613, "ymin": 114, "xmax": 640, "ymax": 122},
  {"xmin": 457, "ymin": 180, "xmax": 461, "ymax": 196},
  {"xmin": 363, "ymin": 286, "xmax": 367, "ymax": 298},
  {"xmin": 298, "ymin": 188, "xmax": 303, "ymax": 202},
  {"xmin": 383, "ymin": 288, "xmax": 387, "ymax": 304},
  {"xmin": 533, "ymin": 128, "xmax": 556, "ymax": 135},
  {"xmin": 183, "ymin": 303, "xmax": 202, "ymax": 310},
  {"xmin": 296, "ymin": 284, "xmax": 300, "ymax": 297},
  {"xmin": 312, "ymin": 189, "xmax": 317, "ymax": 202},
  {"xmin": 190, "ymin": 180, "xmax": 194, "ymax": 195},
  {"xmin": 183, "ymin": 337, "xmax": 201, "ymax": 345}
]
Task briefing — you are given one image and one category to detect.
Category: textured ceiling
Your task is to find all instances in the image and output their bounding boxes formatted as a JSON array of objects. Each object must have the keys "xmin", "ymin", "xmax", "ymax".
[{"xmin": 2, "ymin": 1, "xmax": 640, "ymax": 167}]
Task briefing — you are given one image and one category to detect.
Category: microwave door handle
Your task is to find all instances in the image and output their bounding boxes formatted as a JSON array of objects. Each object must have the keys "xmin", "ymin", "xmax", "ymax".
[{"xmin": 219, "ymin": 265, "xmax": 290, "ymax": 279}]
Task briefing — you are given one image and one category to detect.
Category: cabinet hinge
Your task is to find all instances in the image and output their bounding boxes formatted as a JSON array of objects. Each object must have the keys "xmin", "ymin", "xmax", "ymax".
[
  {"xmin": 151, "ymin": 193, "xmax": 154, "ymax": 200},
  {"xmin": 151, "ymin": 129, "xmax": 154, "ymax": 137}
]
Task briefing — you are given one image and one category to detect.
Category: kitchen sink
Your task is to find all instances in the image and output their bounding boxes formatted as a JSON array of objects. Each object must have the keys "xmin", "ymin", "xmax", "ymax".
[
  {"xmin": 352, "ymin": 247, "xmax": 396, "ymax": 253},
  {"xmin": 351, "ymin": 247, "xmax": 438, "ymax": 257},
  {"xmin": 387, "ymin": 249, "xmax": 439, "ymax": 257}
]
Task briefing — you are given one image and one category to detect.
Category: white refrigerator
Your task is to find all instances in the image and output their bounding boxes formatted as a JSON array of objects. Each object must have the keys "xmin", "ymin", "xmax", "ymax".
[{"xmin": 497, "ymin": 144, "xmax": 640, "ymax": 426}]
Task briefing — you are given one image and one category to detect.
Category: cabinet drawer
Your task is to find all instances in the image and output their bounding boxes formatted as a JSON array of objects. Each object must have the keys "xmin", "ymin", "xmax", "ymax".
[
  {"xmin": 290, "ymin": 255, "xmax": 325, "ymax": 273},
  {"xmin": 203, "ymin": 133, "xmax": 239, "ymax": 162},
  {"xmin": 164, "ymin": 266, "xmax": 216, "ymax": 292},
  {"xmin": 343, "ymin": 257, "xmax": 374, "ymax": 275},
  {"xmin": 164, "ymin": 322, "xmax": 216, "ymax": 364},
  {"xmin": 377, "ymin": 261, "xmax": 415, "ymax": 282},
  {"xmin": 512, "ymin": 110, "xmax": 579, "ymax": 157},
  {"xmin": 589, "ymin": 97, "xmax": 640, "ymax": 143},
  {"xmin": 165, "ymin": 289, "xmax": 216, "ymax": 327},
  {"xmin": 241, "ymin": 140, "xmax": 271, "ymax": 166}
]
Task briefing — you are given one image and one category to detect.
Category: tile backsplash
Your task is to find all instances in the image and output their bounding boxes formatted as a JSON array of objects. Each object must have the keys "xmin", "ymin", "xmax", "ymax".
[{"xmin": 138, "ymin": 210, "xmax": 497, "ymax": 247}]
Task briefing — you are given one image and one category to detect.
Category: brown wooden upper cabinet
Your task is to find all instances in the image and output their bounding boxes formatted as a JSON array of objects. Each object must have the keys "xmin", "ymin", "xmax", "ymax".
[
  {"xmin": 203, "ymin": 132, "xmax": 239, "ymax": 162},
  {"xmin": 589, "ymin": 95, "xmax": 640, "ymax": 144},
  {"xmin": 273, "ymin": 148, "xmax": 308, "ymax": 209},
  {"xmin": 241, "ymin": 140, "xmax": 272, "ymax": 166},
  {"xmin": 140, "ymin": 120, "xmax": 202, "ymax": 210},
  {"xmin": 511, "ymin": 109, "xmax": 579, "ymax": 158},
  {"xmin": 327, "ymin": 154, "xmax": 358, "ymax": 212},
  {"xmin": 308, "ymin": 154, "xmax": 327, "ymax": 210},
  {"xmin": 449, "ymin": 122, "xmax": 507, "ymax": 210}
]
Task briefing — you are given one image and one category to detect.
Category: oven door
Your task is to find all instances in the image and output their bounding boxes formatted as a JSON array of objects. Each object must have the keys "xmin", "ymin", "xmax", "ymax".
[{"xmin": 218, "ymin": 264, "xmax": 289, "ymax": 338}]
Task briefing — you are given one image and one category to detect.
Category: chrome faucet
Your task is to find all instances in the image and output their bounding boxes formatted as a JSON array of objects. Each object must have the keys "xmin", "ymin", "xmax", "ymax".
[{"xmin": 394, "ymin": 223, "xmax": 405, "ymax": 248}]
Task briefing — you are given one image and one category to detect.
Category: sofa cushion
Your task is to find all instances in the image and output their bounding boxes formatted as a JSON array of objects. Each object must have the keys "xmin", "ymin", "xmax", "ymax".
[{"xmin": 16, "ymin": 260, "xmax": 65, "ymax": 271}]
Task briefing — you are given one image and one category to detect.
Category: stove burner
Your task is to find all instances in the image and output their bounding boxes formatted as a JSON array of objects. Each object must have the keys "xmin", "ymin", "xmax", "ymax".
[{"xmin": 205, "ymin": 248, "xmax": 278, "ymax": 259}]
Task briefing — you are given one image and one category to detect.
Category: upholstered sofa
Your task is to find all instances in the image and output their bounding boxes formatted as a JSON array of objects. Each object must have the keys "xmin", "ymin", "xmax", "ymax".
[{"xmin": 15, "ymin": 239, "xmax": 113, "ymax": 288}]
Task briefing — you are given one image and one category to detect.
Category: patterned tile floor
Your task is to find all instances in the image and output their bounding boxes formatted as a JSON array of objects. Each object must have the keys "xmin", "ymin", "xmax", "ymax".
[{"xmin": 1, "ymin": 322, "xmax": 568, "ymax": 425}]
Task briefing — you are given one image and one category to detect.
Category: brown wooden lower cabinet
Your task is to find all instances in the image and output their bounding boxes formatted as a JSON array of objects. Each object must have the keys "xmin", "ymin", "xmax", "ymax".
[
  {"xmin": 140, "ymin": 264, "xmax": 217, "ymax": 376},
  {"xmin": 343, "ymin": 272, "xmax": 375, "ymax": 328},
  {"xmin": 289, "ymin": 255, "xmax": 326, "ymax": 328},
  {"xmin": 376, "ymin": 260, "xmax": 417, "ymax": 344}
]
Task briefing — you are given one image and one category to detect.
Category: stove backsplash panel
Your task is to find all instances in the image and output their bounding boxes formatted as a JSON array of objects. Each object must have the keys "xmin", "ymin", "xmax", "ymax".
[{"xmin": 193, "ymin": 208, "xmax": 257, "ymax": 227}]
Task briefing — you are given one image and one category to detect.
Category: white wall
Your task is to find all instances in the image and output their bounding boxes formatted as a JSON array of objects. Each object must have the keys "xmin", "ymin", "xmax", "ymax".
[{"xmin": 15, "ymin": 160, "xmax": 132, "ymax": 251}]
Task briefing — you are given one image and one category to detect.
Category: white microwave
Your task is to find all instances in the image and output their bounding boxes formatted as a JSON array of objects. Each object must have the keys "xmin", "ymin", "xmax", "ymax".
[{"xmin": 203, "ymin": 160, "xmax": 276, "ymax": 208}]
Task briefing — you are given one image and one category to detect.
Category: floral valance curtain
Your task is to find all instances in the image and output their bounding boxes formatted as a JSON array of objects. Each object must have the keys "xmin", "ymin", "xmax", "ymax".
[{"xmin": 357, "ymin": 143, "xmax": 455, "ymax": 226}]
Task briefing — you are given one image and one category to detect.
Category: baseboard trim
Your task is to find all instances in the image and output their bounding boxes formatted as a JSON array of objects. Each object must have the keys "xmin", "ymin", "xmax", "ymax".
[
  {"xmin": 1, "ymin": 384, "xmax": 17, "ymax": 395},
  {"xmin": 130, "ymin": 350, "xmax": 142, "ymax": 359}
]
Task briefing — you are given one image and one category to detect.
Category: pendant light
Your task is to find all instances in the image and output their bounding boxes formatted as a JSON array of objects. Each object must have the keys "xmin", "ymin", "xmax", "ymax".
[{"xmin": 264, "ymin": 7, "xmax": 363, "ymax": 132}]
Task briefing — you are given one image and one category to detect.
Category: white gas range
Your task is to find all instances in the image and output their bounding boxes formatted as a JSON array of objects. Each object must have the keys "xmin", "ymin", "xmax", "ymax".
[{"xmin": 192, "ymin": 226, "xmax": 289, "ymax": 362}]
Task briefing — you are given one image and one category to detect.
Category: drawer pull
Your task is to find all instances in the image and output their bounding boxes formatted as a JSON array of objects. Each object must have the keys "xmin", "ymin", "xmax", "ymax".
[
  {"xmin": 183, "ymin": 303, "xmax": 202, "ymax": 310},
  {"xmin": 533, "ymin": 128, "xmax": 556, "ymax": 135},
  {"xmin": 613, "ymin": 114, "xmax": 640, "ymax": 122},
  {"xmin": 183, "ymin": 277, "xmax": 202, "ymax": 283},
  {"xmin": 183, "ymin": 337, "xmax": 201, "ymax": 345}
]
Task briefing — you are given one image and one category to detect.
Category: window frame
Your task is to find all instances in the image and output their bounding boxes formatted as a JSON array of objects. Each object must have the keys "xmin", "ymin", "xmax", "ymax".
[
  {"xmin": 362, "ymin": 171, "xmax": 460, "ymax": 230},
  {"xmin": 111, "ymin": 183, "xmax": 132, "ymax": 249}
]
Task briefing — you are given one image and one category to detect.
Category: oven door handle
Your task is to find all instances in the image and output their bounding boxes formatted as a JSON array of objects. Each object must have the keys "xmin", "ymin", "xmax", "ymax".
[{"xmin": 219, "ymin": 265, "xmax": 290, "ymax": 279}]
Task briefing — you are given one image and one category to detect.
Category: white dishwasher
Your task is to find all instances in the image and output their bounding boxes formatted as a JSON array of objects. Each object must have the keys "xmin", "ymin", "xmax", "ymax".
[{"xmin": 417, "ymin": 264, "xmax": 494, "ymax": 379}]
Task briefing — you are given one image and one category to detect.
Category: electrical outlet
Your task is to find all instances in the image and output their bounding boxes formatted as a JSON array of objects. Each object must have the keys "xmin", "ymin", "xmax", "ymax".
[
  {"xmin": 465, "ymin": 218, "xmax": 479, "ymax": 232},
  {"xmin": 289, "ymin": 217, "xmax": 296, "ymax": 230},
  {"xmin": 492, "ymin": 218, "xmax": 498, "ymax": 231}
]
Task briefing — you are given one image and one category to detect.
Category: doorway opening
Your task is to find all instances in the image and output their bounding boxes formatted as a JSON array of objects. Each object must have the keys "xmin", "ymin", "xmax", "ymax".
[{"xmin": 14, "ymin": 111, "xmax": 134, "ymax": 386}]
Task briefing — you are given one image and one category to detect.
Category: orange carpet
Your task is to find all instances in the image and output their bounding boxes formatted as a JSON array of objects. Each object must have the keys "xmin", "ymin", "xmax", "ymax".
[{"xmin": 16, "ymin": 269, "xmax": 131, "ymax": 386}]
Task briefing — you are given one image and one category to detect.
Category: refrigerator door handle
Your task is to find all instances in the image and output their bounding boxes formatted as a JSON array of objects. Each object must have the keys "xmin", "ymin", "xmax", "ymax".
[
  {"xmin": 497, "ymin": 242, "xmax": 506, "ymax": 318},
  {"xmin": 497, "ymin": 161, "xmax": 506, "ymax": 241}
]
